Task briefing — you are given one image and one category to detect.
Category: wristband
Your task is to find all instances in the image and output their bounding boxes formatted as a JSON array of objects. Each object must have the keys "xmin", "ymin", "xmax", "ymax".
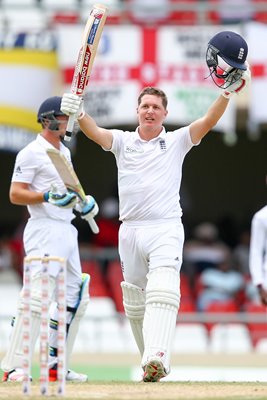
[
  {"xmin": 222, "ymin": 91, "xmax": 232, "ymax": 99},
  {"xmin": 43, "ymin": 192, "xmax": 49, "ymax": 202},
  {"xmin": 77, "ymin": 111, "xmax": 85, "ymax": 121}
]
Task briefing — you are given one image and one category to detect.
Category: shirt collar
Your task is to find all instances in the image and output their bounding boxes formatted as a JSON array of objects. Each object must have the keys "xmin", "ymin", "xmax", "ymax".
[
  {"xmin": 37, "ymin": 134, "xmax": 65, "ymax": 152},
  {"xmin": 134, "ymin": 126, "xmax": 166, "ymax": 142},
  {"xmin": 36, "ymin": 134, "xmax": 52, "ymax": 149}
]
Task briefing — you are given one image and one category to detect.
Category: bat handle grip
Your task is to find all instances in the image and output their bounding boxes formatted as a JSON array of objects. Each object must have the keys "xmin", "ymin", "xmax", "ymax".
[
  {"xmin": 64, "ymin": 114, "xmax": 76, "ymax": 142},
  {"xmin": 88, "ymin": 218, "xmax": 99, "ymax": 234}
]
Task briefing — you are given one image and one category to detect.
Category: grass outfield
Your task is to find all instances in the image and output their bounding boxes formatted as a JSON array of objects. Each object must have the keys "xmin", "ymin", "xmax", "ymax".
[{"xmin": 1, "ymin": 381, "xmax": 267, "ymax": 400}]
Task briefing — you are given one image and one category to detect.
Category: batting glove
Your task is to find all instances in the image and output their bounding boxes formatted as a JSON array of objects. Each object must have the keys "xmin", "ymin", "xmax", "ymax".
[
  {"xmin": 60, "ymin": 93, "xmax": 85, "ymax": 120},
  {"xmin": 222, "ymin": 64, "xmax": 251, "ymax": 99},
  {"xmin": 44, "ymin": 185, "xmax": 78, "ymax": 208},
  {"xmin": 75, "ymin": 195, "xmax": 99, "ymax": 221}
]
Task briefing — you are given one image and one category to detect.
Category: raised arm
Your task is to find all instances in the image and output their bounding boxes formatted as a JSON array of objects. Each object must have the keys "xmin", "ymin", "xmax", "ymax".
[
  {"xmin": 189, "ymin": 95, "xmax": 229, "ymax": 144},
  {"xmin": 61, "ymin": 94, "xmax": 113, "ymax": 150},
  {"xmin": 189, "ymin": 66, "xmax": 251, "ymax": 144},
  {"xmin": 78, "ymin": 113, "xmax": 113, "ymax": 150}
]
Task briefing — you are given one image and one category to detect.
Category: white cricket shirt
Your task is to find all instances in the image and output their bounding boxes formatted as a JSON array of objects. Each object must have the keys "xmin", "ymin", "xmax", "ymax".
[
  {"xmin": 11, "ymin": 134, "xmax": 75, "ymax": 222},
  {"xmin": 249, "ymin": 205, "xmax": 267, "ymax": 286},
  {"xmin": 108, "ymin": 126, "xmax": 197, "ymax": 223}
]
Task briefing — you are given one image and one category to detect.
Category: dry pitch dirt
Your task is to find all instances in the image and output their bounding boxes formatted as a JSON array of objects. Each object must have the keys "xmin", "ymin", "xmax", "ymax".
[
  {"xmin": 1, "ymin": 381, "xmax": 267, "ymax": 400},
  {"xmin": 1, "ymin": 353, "xmax": 267, "ymax": 399}
]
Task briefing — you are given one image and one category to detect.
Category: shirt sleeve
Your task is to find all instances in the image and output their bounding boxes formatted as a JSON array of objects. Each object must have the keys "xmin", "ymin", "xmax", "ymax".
[
  {"xmin": 11, "ymin": 147, "xmax": 38, "ymax": 184},
  {"xmin": 103, "ymin": 129, "xmax": 124, "ymax": 156}
]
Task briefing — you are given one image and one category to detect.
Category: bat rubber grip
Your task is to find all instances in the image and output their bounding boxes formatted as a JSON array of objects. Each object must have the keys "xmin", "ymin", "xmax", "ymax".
[
  {"xmin": 64, "ymin": 114, "xmax": 75, "ymax": 141},
  {"xmin": 88, "ymin": 218, "xmax": 99, "ymax": 234},
  {"xmin": 64, "ymin": 131, "xmax": 72, "ymax": 142}
]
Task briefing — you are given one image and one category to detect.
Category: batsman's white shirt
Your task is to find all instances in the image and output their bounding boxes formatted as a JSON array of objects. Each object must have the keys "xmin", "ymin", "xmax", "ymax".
[
  {"xmin": 109, "ymin": 126, "xmax": 196, "ymax": 223},
  {"xmin": 249, "ymin": 205, "xmax": 267, "ymax": 287},
  {"xmin": 11, "ymin": 134, "xmax": 82, "ymax": 305},
  {"xmin": 107, "ymin": 126, "xmax": 198, "ymax": 288},
  {"xmin": 12, "ymin": 134, "xmax": 74, "ymax": 222}
]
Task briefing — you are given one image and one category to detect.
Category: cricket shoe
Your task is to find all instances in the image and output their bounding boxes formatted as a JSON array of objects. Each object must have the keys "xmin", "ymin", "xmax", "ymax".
[
  {"xmin": 49, "ymin": 364, "xmax": 88, "ymax": 382},
  {"xmin": 142, "ymin": 356, "xmax": 167, "ymax": 383},
  {"xmin": 2, "ymin": 368, "xmax": 32, "ymax": 382}
]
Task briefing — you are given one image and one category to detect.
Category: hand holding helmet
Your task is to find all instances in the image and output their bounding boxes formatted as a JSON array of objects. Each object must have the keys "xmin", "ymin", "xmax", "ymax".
[
  {"xmin": 206, "ymin": 31, "xmax": 249, "ymax": 92},
  {"xmin": 222, "ymin": 64, "xmax": 251, "ymax": 99}
]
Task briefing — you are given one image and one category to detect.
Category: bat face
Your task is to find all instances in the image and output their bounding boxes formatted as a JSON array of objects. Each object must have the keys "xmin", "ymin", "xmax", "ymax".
[
  {"xmin": 46, "ymin": 148, "xmax": 99, "ymax": 234},
  {"xmin": 72, "ymin": 45, "xmax": 91, "ymax": 94},
  {"xmin": 88, "ymin": 10, "xmax": 104, "ymax": 44},
  {"xmin": 71, "ymin": 5, "xmax": 107, "ymax": 96},
  {"xmin": 64, "ymin": 3, "xmax": 108, "ymax": 141}
]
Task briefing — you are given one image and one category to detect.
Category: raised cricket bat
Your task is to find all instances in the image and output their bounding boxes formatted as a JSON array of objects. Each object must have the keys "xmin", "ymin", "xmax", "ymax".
[
  {"xmin": 46, "ymin": 148, "xmax": 99, "ymax": 234},
  {"xmin": 64, "ymin": 3, "xmax": 108, "ymax": 142}
]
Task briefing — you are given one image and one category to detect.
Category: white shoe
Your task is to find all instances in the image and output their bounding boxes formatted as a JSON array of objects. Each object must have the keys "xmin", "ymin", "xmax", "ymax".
[
  {"xmin": 142, "ymin": 356, "xmax": 167, "ymax": 382},
  {"xmin": 50, "ymin": 364, "xmax": 88, "ymax": 382},
  {"xmin": 66, "ymin": 369, "xmax": 88, "ymax": 382},
  {"xmin": 2, "ymin": 368, "xmax": 32, "ymax": 382}
]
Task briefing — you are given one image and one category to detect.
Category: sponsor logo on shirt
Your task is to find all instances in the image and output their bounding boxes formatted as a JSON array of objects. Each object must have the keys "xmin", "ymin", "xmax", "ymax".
[
  {"xmin": 125, "ymin": 146, "xmax": 143, "ymax": 153},
  {"xmin": 15, "ymin": 166, "xmax": 22, "ymax": 174}
]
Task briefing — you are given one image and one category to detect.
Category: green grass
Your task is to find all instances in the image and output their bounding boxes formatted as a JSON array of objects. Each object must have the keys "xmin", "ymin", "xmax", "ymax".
[{"xmin": 27, "ymin": 362, "xmax": 132, "ymax": 381}]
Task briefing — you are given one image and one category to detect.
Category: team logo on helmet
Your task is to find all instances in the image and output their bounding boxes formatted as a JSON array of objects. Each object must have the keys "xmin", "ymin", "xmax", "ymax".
[{"xmin": 206, "ymin": 31, "xmax": 248, "ymax": 89}]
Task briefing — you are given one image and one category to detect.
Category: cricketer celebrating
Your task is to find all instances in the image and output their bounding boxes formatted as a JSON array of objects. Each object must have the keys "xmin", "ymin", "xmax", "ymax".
[
  {"xmin": 1, "ymin": 96, "xmax": 98, "ymax": 382},
  {"xmin": 61, "ymin": 31, "xmax": 251, "ymax": 382}
]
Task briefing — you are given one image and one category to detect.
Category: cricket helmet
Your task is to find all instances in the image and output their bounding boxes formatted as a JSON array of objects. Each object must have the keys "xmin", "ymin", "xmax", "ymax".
[
  {"xmin": 206, "ymin": 31, "xmax": 248, "ymax": 88},
  {"xmin": 37, "ymin": 96, "xmax": 66, "ymax": 131}
]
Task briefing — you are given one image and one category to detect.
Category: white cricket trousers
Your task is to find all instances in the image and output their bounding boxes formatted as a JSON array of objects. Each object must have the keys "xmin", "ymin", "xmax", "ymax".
[
  {"xmin": 119, "ymin": 220, "xmax": 185, "ymax": 288},
  {"xmin": 23, "ymin": 218, "xmax": 82, "ymax": 307}
]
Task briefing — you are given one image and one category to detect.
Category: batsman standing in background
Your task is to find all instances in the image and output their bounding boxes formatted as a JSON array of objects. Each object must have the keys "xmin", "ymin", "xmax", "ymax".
[
  {"xmin": 1, "ymin": 96, "xmax": 98, "ymax": 382},
  {"xmin": 61, "ymin": 31, "xmax": 251, "ymax": 382}
]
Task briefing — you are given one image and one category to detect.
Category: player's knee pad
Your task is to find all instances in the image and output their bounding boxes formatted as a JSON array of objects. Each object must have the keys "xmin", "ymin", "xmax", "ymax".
[
  {"xmin": 73, "ymin": 272, "xmax": 90, "ymax": 319},
  {"xmin": 142, "ymin": 267, "xmax": 180, "ymax": 369},
  {"xmin": 50, "ymin": 273, "xmax": 90, "ymax": 333},
  {"xmin": 1, "ymin": 275, "xmax": 56, "ymax": 372},
  {"xmin": 18, "ymin": 274, "xmax": 56, "ymax": 315},
  {"xmin": 121, "ymin": 281, "xmax": 146, "ymax": 321},
  {"xmin": 121, "ymin": 281, "xmax": 145, "ymax": 355},
  {"xmin": 65, "ymin": 273, "xmax": 90, "ymax": 364},
  {"xmin": 146, "ymin": 267, "xmax": 180, "ymax": 311}
]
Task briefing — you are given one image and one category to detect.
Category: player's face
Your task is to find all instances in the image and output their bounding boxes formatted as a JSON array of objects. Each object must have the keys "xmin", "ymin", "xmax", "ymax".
[
  {"xmin": 137, "ymin": 95, "xmax": 167, "ymax": 128},
  {"xmin": 55, "ymin": 116, "xmax": 68, "ymax": 138}
]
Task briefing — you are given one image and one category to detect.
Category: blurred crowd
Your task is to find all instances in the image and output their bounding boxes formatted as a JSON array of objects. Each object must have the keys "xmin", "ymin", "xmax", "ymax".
[
  {"xmin": 0, "ymin": 199, "xmax": 261, "ymax": 316},
  {"xmin": 2, "ymin": 0, "xmax": 267, "ymax": 28}
]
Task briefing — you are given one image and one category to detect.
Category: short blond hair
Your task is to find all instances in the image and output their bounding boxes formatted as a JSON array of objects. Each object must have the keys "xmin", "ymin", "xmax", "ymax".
[{"xmin": 138, "ymin": 87, "xmax": 168, "ymax": 109}]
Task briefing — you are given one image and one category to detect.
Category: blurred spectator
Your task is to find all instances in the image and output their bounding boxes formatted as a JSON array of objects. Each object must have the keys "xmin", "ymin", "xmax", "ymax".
[
  {"xmin": 0, "ymin": 236, "xmax": 13, "ymax": 272},
  {"xmin": 232, "ymin": 227, "xmax": 251, "ymax": 276},
  {"xmin": 92, "ymin": 196, "xmax": 120, "ymax": 249},
  {"xmin": 127, "ymin": 0, "xmax": 171, "ymax": 25},
  {"xmin": 216, "ymin": 0, "xmax": 254, "ymax": 24},
  {"xmin": 0, "ymin": 234, "xmax": 21, "ymax": 284},
  {"xmin": 183, "ymin": 222, "xmax": 231, "ymax": 274},
  {"xmin": 196, "ymin": 254, "xmax": 245, "ymax": 311},
  {"xmin": 8, "ymin": 209, "xmax": 29, "ymax": 280},
  {"xmin": 90, "ymin": 196, "xmax": 120, "ymax": 274},
  {"xmin": 183, "ymin": 222, "xmax": 232, "ymax": 297}
]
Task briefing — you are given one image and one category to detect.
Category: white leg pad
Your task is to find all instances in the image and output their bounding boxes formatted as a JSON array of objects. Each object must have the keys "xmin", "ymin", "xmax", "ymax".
[
  {"xmin": 1, "ymin": 275, "xmax": 56, "ymax": 372},
  {"xmin": 121, "ymin": 281, "xmax": 146, "ymax": 355},
  {"xmin": 65, "ymin": 273, "xmax": 90, "ymax": 368},
  {"xmin": 141, "ymin": 267, "xmax": 180, "ymax": 372}
]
